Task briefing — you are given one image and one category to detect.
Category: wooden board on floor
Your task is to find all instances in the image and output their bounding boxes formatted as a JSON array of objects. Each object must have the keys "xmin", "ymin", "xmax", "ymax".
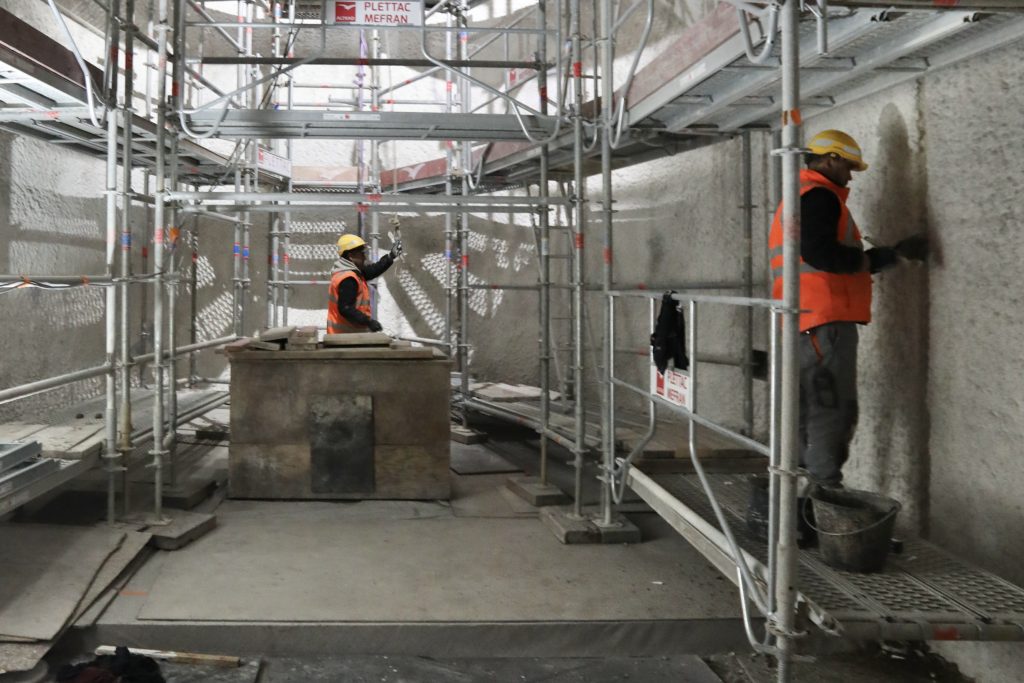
[
  {"xmin": 0, "ymin": 524, "xmax": 125, "ymax": 641},
  {"xmin": 32, "ymin": 423, "xmax": 105, "ymax": 460},
  {"xmin": 0, "ymin": 423, "xmax": 48, "ymax": 443}
]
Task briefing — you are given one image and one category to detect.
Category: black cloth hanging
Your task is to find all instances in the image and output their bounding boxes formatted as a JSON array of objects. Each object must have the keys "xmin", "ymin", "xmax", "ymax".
[{"xmin": 650, "ymin": 291, "xmax": 689, "ymax": 374}]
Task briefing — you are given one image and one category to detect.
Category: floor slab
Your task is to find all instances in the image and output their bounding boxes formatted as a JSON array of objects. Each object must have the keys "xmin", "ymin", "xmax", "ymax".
[{"xmin": 133, "ymin": 509, "xmax": 738, "ymax": 623}]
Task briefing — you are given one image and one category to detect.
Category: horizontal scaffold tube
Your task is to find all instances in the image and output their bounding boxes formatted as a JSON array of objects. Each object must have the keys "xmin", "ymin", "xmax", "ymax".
[
  {"xmin": 198, "ymin": 57, "xmax": 545, "ymax": 70},
  {"xmin": 610, "ymin": 376, "xmax": 770, "ymax": 457},
  {"xmin": 135, "ymin": 335, "xmax": 237, "ymax": 364},
  {"xmin": 608, "ymin": 288, "xmax": 785, "ymax": 310},
  {"xmin": 170, "ymin": 192, "xmax": 569, "ymax": 207},
  {"xmin": 0, "ymin": 364, "xmax": 112, "ymax": 404}
]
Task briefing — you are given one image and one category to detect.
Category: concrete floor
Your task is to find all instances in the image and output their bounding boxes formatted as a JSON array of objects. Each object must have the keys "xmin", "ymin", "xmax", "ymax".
[
  {"xmin": 89, "ymin": 468, "xmax": 747, "ymax": 658},
  {"xmin": 23, "ymin": 424, "xmax": 972, "ymax": 682}
]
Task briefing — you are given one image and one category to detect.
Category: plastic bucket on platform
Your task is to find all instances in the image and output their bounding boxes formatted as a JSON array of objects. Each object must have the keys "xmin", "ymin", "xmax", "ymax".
[{"xmin": 809, "ymin": 487, "xmax": 901, "ymax": 573}]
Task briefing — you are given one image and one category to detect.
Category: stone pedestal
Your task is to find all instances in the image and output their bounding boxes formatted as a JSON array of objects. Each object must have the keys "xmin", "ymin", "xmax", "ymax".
[{"xmin": 227, "ymin": 347, "xmax": 451, "ymax": 500}]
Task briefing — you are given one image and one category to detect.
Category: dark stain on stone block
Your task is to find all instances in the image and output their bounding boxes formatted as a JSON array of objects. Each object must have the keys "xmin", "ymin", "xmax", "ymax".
[{"xmin": 308, "ymin": 395, "xmax": 375, "ymax": 494}]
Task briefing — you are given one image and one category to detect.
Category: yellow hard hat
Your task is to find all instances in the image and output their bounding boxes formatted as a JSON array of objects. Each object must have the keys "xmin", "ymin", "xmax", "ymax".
[
  {"xmin": 806, "ymin": 129, "xmax": 868, "ymax": 171},
  {"xmin": 336, "ymin": 233, "xmax": 366, "ymax": 254}
]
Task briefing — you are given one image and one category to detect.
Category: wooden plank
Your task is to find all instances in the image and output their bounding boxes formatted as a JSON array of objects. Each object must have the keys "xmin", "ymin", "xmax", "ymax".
[
  {"xmin": 34, "ymin": 424, "xmax": 104, "ymax": 459},
  {"xmin": 258, "ymin": 326, "xmax": 296, "ymax": 342},
  {"xmin": 59, "ymin": 435, "xmax": 105, "ymax": 461},
  {"xmin": 221, "ymin": 338, "xmax": 254, "ymax": 353},
  {"xmin": 230, "ymin": 347, "xmax": 439, "ymax": 361},
  {"xmin": 0, "ymin": 423, "xmax": 49, "ymax": 442},
  {"xmin": 323, "ymin": 332, "xmax": 391, "ymax": 347}
]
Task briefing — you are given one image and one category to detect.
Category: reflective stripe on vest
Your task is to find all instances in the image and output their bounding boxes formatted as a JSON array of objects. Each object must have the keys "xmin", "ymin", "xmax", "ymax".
[
  {"xmin": 327, "ymin": 270, "xmax": 372, "ymax": 334},
  {"xmin": 768, "ymin": 168, "xmax": 872, "ymax": 332}
]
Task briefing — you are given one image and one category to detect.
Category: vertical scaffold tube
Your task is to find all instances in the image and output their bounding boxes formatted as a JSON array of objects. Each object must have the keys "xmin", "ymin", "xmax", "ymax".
[
  {"xmin": 268, "ymin": 1, "xmax": 282, "ymax": 326},
  {"xmin": 458, "ymin": 17, "xmax": 470, "ymax": 424},
  {"xmin": 151, "ymin": 0, "xmax": 170, "ymax": 521},
  {"xmin": 742, "ymin": 131, "xmax": 754, "ymax": 435},
  {"xmin": 164, "ymin": 135, "xmax": 180, "ymax": 472},
  {"xmin": 241, "ymin": 0, "xmax": 254, "ymax": 337},
  {"xmin": 569, "ymin": 0, "xmax": 585, "ymax": 518},
  {"xmin": 444, "ymin": 12, "xmax": 455, "ymax": 358},
  {"xmin": 598, "ymin": 0, "xmax": 615, "ymax": 528},
  {"xmin": 189, "ymin": 207, "xmax": 199, "ymax": 382},
  {"xmin": 104, "ymin": 68, "xmax": 119, "ymax": 525},
  {"xmin": 537, "ymin": 0, "xmax": 551, "ymax": 486},
  {"xmin": 774, "ymin": 1, "xmax": 802, "ymax": 680},
  {"xmin": 119, "ymin": 0, "xmax": 136, "ymax": 490},
  {"xmin": 282, "ymin": 0, "xmax": 295, "ymax": 326},
  {"xmin": 369, "ymin": 29, "xmax": 382, "ymax": 318}
]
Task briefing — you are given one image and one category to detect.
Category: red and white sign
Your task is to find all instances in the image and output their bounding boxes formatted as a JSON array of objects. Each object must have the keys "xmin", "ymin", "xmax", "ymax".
[
  {"xmin": 257, "ymin": 148, "xmax": 292, "ymax": 179},
  {"xmin": 651, "ymin": 364, "xmax": 690, "ymax": 410},
  {"xmin": 330, "ymin": 1, "xmax": 423, "ymax": 26}
]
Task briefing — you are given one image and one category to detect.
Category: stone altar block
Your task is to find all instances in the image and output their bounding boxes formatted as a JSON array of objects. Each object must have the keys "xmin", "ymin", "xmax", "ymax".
[{"xmin": 227, "ymin": 347, "xmax": 451, "ymax": 500}]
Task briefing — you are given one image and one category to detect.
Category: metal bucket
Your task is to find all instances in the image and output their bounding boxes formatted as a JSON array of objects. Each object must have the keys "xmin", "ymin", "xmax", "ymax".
[{"xmin": 809, "ymin": 487, "xmax": 901, "ymax": 573}]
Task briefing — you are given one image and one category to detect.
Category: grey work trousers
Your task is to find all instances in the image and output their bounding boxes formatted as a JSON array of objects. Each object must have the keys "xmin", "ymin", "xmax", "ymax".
[{"xmin": 799, "ymin": 321, "xmax": 859, "ymax": 486}]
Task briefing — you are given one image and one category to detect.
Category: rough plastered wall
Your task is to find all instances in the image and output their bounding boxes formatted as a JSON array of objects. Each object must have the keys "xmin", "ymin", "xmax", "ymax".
[
  {"xmin": 916, "ymin": 40, "xmax": 1024, "ymax": 683},
  {"xmin": 576, "ymin": 27, "xmax": 1024, "ymax": 683},
  {"xmin": 581, "ymin": 135, "xmax": 773, "ymax": 432}
]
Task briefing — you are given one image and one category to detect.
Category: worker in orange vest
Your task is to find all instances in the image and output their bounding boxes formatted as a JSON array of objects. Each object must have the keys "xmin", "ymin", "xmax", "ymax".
[
  {"xmin": 327, "ymin": 233, "xmax": 402, "ymax": 334},
  {"xmin": 768, "ymin": 130, "xmax": 928, "ymax": 487}
]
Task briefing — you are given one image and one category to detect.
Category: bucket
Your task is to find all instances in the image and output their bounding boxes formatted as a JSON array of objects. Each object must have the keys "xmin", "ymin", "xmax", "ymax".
[
  {"xmin": 746, "ymin": 475, "xmax": 816, "ymax": 548},
  {"xmin": 809, "ymin": 487, "xmax": 901, "ymax": 573}
]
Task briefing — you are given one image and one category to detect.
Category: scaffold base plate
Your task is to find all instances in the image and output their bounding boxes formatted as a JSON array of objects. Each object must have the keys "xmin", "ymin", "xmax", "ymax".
[{"xmin": 540, "ymin": 506, "xmax": 642, "ymax": 545}]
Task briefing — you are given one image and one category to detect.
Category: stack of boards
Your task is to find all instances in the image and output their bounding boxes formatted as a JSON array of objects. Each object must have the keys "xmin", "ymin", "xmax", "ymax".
[{"xmin": 223, "ymin": 327, "xmax": 418, "ymax": 353}]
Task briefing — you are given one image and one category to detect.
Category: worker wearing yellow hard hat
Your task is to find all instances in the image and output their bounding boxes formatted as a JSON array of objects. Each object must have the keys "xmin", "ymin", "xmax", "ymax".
[
  {"xmin": 766, "ymin": 128, "xmax": 928, "ymax": 489},
  {"xmin": 327, "ymin": 232, "xmax": 403, "ymax": 334}
]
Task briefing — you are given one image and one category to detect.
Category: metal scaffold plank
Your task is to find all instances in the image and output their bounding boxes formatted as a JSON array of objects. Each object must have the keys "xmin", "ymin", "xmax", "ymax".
[{"xmin": 633, "ymin": 470, "xmax": 1024, "ymax": 643}]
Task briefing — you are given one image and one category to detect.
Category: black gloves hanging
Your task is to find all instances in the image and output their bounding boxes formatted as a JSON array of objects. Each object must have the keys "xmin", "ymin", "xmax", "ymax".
[{"xmin": 650, "ymin": 291, "xmax": 689, "ymax": 374}]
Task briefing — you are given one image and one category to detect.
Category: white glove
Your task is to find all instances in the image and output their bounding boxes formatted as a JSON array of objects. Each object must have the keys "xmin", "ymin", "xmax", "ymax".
[{"xmin": 389, "ymin": 239, "xmax": 404, "ymax": 260}]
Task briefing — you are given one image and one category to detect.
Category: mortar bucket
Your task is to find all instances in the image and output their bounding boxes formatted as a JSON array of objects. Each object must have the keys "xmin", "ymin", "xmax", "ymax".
[{"xmin": 809, "ymin": 487, "xmax": 900, "ymax": 573}]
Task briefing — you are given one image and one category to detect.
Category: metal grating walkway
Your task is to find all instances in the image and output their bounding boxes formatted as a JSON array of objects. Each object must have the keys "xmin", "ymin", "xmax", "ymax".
[{"xmin": 630, "ymin": 470, "xmax": 1024, "ymax": 642}]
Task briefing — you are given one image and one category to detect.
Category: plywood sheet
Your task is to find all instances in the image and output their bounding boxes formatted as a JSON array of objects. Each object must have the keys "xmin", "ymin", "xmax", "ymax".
[
  {"xmin": 34, "ymin": 423, "xmax": 104, "ymax": 459},
  {"xmin": 0, "ymin": 423, "xmax": 48, "ymax": 442},
  {"xmin": 0, "ymin": 524, "xmax": 125, "ymax": 641}
]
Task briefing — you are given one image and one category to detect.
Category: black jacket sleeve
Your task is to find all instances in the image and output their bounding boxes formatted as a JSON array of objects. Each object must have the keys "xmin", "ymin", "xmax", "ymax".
[
  {"xmin": 335, "ymin": 277, "xmax": 374, "ymax": 326},
  {"xmin": 800, "ymin": 188, "xmax": 865, "ymax": 274},
  {"xmin": 361, "ymin": 254, "xmax": 394, "ymax": 281}
]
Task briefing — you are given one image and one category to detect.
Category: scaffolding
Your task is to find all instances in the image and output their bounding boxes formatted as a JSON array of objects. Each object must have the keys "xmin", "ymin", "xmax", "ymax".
[{"xmin": 2, "ymin": 1, "xmax": 1024, "ymax": 681}]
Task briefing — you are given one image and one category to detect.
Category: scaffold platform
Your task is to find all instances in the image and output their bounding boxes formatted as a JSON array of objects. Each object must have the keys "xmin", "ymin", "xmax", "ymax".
[{"xmin": 628, "ymin": 469, "xmax": 1024, "ymax": 643}]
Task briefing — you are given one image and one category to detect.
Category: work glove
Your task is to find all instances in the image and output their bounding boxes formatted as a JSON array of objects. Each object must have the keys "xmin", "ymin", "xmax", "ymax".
[
  {"xmin": 389, "ymin": 239, "xmax": 404, "ymax": 260},
  {"xmin": 895, "ymin": 233, "xmax": 929, "ymax": 262},
  {"xmin": 367, "ymin": 320, "xmax": 383, "ymax": 333},
  {"xmin": 865, "ymin": 247, "xmax": 899, "ymax": 274}
]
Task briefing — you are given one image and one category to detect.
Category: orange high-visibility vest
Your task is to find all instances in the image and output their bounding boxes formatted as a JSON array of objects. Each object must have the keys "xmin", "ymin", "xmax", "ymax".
[
  {"xmin": 327, "ymin": 270, "xmax": 372, "ymax": 334},
  {"xmin": 769, "ymin": 169, "xmax": 872, "ymax": 333}
]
